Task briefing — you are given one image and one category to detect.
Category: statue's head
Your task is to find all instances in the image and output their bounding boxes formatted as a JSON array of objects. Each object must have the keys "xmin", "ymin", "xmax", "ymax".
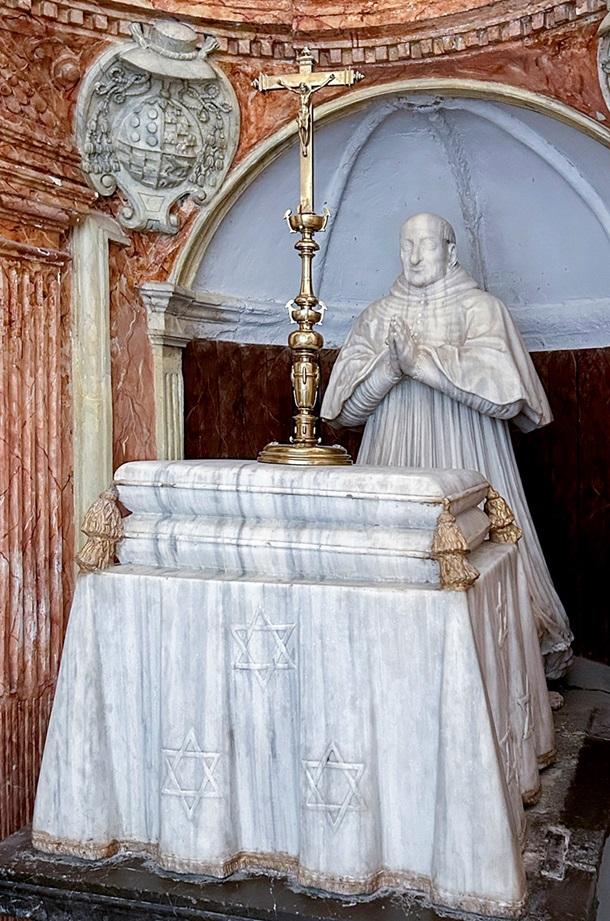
[{"xmin": 399, "ymin": 212, "xmax": 457, "ymax": 288}]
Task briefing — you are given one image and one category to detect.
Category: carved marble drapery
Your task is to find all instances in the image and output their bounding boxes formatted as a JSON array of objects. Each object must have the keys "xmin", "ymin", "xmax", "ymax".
[{"xmin": 33, "ymin": 460, "xmax": 554, "ymax": 917}]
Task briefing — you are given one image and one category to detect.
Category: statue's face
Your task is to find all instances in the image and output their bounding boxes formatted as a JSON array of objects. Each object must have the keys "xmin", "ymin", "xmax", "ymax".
[{"xmin": 400, "ymin": 214, "xmax": 456, "ymax": 288}]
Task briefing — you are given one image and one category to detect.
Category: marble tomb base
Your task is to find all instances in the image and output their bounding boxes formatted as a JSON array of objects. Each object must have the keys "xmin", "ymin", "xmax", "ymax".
[{"xmin": 32, "ymin": 461, "xmax": 555, "ymax": 918}]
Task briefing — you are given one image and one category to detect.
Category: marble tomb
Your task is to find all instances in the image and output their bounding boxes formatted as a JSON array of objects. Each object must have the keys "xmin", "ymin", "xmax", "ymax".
[{"xmin": 32, "ymin": 459, "xmax": 555, "ymax": 918}]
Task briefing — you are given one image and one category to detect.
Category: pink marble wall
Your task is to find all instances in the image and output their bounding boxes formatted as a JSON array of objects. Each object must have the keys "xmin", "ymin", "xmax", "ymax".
[
  {"xmin": 109, "ymin": 241, "xmax": 158, "ymax": 468},
  {"xmin": 0, "ymin": 238, "xmax": 74, "ymax": 839},
  {"xmin": 0, "ymin": 9, "xmax": 89, "ymax": 838}
]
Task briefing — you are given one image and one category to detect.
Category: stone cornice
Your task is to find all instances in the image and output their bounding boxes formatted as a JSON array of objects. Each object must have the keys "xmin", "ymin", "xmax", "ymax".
[
  {"xmin": 0, "ymin": 118, "xmax": 80, "ymax": 168},
  {"xmin": 0, "ymin": 236, "xmax": 69, "ymax": 264},
  {"xmin": 140, "ymin": 282, "xmax": 244, "ymax": 348},
  {"xmin": 4, "ymin": 0, "xmax": 603, "ymax": 65},
  {"xmin": 140, "ymin": 288, "xmax": 610, "ymax": 353},
  {"xmin": 0, "ymin": 155, "xmax": 98, "ymax": 228}
]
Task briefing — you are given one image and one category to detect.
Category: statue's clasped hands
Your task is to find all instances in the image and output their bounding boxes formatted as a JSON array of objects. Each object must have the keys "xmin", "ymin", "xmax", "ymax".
[{"xmin": 386, "ymin": 315, "xmax": 418, "ymax": 378}]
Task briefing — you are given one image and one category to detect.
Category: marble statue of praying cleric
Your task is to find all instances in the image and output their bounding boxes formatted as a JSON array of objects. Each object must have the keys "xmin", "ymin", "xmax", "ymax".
[{"xmin": 321, "ymin": 212, "xmax": 573, "ymax": 679}]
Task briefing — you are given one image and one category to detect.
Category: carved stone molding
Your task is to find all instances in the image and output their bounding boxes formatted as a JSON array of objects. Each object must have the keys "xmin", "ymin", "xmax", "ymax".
[
  {"xmin": 72, "ymin": 214, "xmax": 130, "ymax": 553},
  {"xmin": 31, "ymin": 0, "xmax": 606, "ymax": 65},
  {"xmin": 0, "ymin": 158, "xmax": 96, "ymax": 229},
  {"xmin": 141, "ymin": 280, "xmax": 246, "ymax": 460},
  {"xmin": 0, "ymin": 236, "xmax": 69, "ymax": 264},
  {"xmin": 141, "ymin": 281, "xmax": 281, "ymax": 458},
  {"xmin": 141, "ymin": 281, "xmax": 242, "ymax": 347},
  {"xmin": 76, "ymin": 19, "xmax": 240, "ymax": 233}
]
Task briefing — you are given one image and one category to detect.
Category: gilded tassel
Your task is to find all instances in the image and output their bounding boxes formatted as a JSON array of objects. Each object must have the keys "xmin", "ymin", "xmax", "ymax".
[
  {"xmin": 485, "ymin": 486, "xmax": 523, "ymax": 544},
  {"xmin": 432, "ymin": 508, "xmax": 480, "ymax": 591},
  {"xmin": 76, "ymin": 486, "xmax": 123, "ymax": 573}
]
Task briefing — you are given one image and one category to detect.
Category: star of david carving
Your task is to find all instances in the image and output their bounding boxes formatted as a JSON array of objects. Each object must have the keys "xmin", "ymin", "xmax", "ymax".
[
  {"xmin": 499, "ymin": 727, "xmax": 517, "ymax": 789},
  {"xmin": 231, "ymin": 608, "xmax": 296, "ymax": 688},
  {"xmin": 162, "ymin": 728, "xmax": 221, "ymax": 820},
  {"xmin": 517, "ymin": 676, "xmax": 534, "ymax": 741},
  {"xmin": 303, "ymin": 742, "xmax": 365, "ymax": 830},
  {"xmin": 496, "ymin": 581, "xmax": 508, "ymax": 648}
]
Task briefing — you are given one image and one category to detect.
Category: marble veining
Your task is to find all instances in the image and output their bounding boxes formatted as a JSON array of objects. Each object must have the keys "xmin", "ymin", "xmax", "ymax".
[
  {"xmin": 33, "ymin": 460, "xmax": 555, "ymax": 917},
  {"xmin": 115, "ymin": 460, "xmax": 490, "ymax": 585},
  {"xmin": 162, "ymin": 729, "xmax": 222, "ymax": 820},
  {"xmin": 232, "ymin": 608, "xmax": 297, "ymax": 688},
  {"xmin": 303, "ymin": 742, "xmax": 366, "ymax": 831}
]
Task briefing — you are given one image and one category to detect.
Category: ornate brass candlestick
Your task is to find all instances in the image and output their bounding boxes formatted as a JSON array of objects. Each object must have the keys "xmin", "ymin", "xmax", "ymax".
[{"xmin": 253, "ymin": 49, "xmax": 363, "ymax": 465}]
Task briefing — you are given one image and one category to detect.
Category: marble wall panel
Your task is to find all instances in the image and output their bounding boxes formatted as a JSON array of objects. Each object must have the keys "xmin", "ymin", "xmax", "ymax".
[
  {"xmin": 183, "ymin": 341, "xmax": 361, "ymax": 461},
  {"xmin": 184, "ymin": 340, "xmax": 610, "ymax": 665},
  {"xmin": 184, "ymin": 340, "xmax": 221, "ymax": 458},
  {"xmin": 263, "ymin": 345, "xmax": 295, "ymax": 448},
  {"xmin": 217, "ymin": 342, "xmax": 246, "ymax": 458},
  {"xmin": 513, "ymin": 348, "xmax": 610, "ymax": 666},
  {"xmin": 573, "ymin": 349, "xmax": 610, "ymax": 662},
  {"xmin": 0, "ymin": 243, "xmax": 74, "ymax": 839},
  {"xmin": 108, "ymin": 242, "xmax": 158, "ymax": 469}
]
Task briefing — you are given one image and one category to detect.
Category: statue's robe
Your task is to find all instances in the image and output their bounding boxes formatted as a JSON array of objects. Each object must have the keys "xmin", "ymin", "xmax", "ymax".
[{"xmin": 321, "ymin": 265, "xmax": 573, "ymax": 678}]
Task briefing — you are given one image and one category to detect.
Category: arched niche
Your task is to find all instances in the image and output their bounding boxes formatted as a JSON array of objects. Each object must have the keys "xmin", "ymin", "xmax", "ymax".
[{"xmin": 141, "ymin": 80, "xmax": 610, "ymax": 458}]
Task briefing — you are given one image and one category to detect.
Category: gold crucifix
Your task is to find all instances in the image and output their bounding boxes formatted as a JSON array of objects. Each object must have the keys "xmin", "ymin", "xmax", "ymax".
[
  {"xmin": 254, "ymin": 48, "xmax": 363, "ymax": 215},
  {"xmin": 253, "ymin": 49, "xmax": 364, "ymax": 466}
]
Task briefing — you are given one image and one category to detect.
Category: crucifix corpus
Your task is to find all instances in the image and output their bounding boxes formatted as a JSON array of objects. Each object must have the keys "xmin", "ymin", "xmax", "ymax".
[{"xmin": 253, "ymin": 48, "xmax": 364, "ymax": 465}]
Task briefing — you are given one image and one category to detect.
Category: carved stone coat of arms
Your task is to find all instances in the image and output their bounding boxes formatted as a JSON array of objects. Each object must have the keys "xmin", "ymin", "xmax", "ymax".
[{"xmin": 76, "ymin": 20, "xmax": 240, "ymax": 233}]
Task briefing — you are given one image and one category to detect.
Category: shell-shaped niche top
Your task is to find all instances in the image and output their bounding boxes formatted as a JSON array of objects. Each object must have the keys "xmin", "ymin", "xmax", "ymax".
[{"xmin": 76, "ymin": 19, "xmax": 240, "ymax": 234}]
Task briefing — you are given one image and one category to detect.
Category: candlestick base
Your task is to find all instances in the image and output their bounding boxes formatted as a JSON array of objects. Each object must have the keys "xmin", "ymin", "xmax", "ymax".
[{"xmin": 257, "ymin": 442, "xmax": 352, "ymax": 466}]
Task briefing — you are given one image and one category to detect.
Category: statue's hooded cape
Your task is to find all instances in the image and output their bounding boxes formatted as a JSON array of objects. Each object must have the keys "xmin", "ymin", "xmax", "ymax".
[
  {"xmin": 321, "ymin": 265, "xmax": 551, "ymax": 433},
  {"xmin": 321, "ymin": 265, "xmax": 572, "ymax": 678}
]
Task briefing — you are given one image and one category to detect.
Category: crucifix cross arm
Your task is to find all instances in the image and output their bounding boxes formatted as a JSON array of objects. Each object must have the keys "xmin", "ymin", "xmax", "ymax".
[
  {"xmin": 252, "ymin": 48, "xmax": 363, "ymax": 212},
  {"xmin": 252, "ymin": 48, "xmax": 363, "ymax": 95}
]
